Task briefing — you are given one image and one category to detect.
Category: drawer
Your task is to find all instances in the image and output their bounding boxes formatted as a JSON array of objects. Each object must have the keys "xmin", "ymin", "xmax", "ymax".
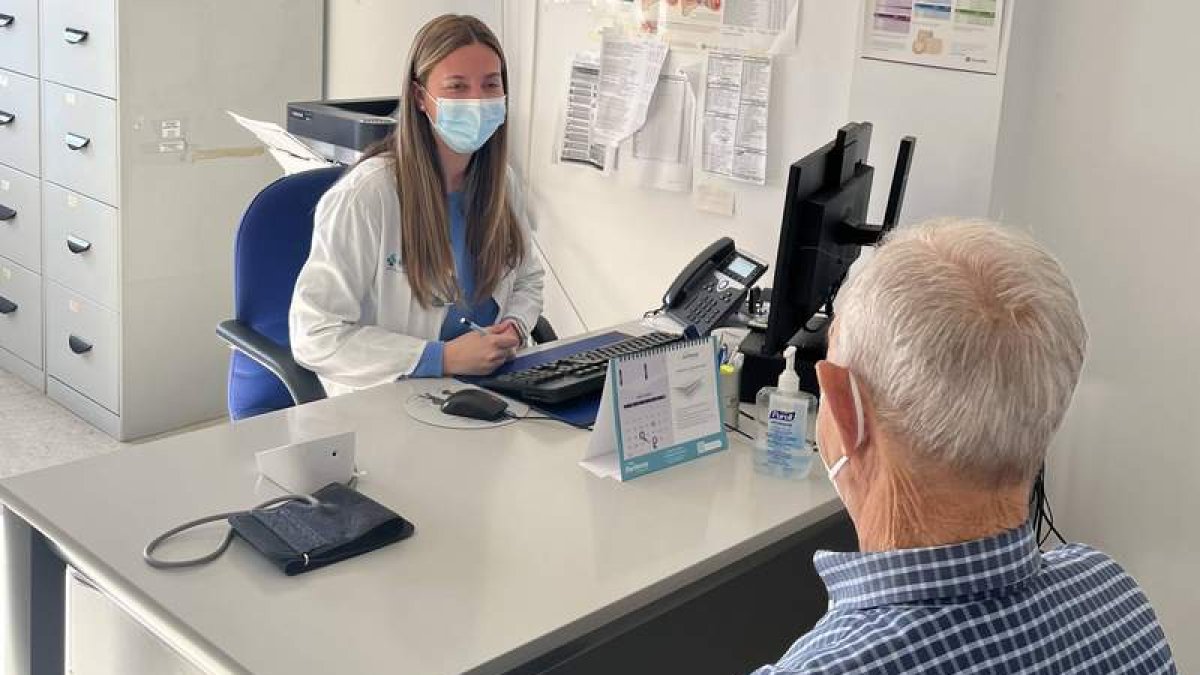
[
  {"xmin": 40, "ymin": 0, "xmax": 116, "ymax": 98},
  {"xmin": 0, "ymin": 162, "xmax": 39, "ymax": 270},
  {"xmin": 43, "ymin": 183, "xmax": 118, "ymax": 309},
  {"xmin": 0, "ymin": 68, "xmax": 39, "ymax": 175},
  {"xmin": 0, "ymin": 0, "xmax": 38, "ymax": 77},
  {"xmin": 46, "ymin": 280, "xmax": 118, "ymax": 413},
  {"xmin": 0, "ymin": 255, "xmax": 40, "ymax": 367},
  {"xmin": 67, "ymin": 567, "xmax": 205, "ymax": 675},
  {"xmin": 42, "ymin": 81, "xmax": 118, "ymax": 206}
]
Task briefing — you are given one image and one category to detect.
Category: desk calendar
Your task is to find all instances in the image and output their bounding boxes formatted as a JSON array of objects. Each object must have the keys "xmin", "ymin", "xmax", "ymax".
[{"xmin": 582, "ymin": 337, "xmax": 728, "ymax": 481}]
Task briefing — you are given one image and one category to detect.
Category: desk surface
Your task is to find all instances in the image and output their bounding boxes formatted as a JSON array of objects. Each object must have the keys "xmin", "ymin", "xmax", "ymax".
[{"xmin": 0, "ymin": 373, "xmax": 840, "ymax": 674}]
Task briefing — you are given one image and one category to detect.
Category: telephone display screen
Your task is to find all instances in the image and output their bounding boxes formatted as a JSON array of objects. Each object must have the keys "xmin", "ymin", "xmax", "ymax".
[{"xmin": 725, "ymin": 256, "xmax": 759, "ymax": 281}]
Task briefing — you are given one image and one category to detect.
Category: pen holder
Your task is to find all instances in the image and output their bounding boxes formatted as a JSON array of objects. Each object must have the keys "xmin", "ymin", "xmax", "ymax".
[{"xmin": 719, "ymin": 363, "xmax": 740, "ymax": 430}]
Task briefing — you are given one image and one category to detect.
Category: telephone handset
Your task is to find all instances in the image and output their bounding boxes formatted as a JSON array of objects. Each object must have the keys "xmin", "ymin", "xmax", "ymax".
[{"xmin": 663, "ymin": 237, "xmax": 768, "ymax": 336}]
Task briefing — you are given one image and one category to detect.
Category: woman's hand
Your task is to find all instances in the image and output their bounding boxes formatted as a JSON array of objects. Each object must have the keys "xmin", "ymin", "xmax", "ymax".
[
  {"xmin": 444, "ymin": 329, "xmax": 521, "ymax": 376},
  {"xmin": 489, "ymin": 319, "xmax": 522, "ymax": 342}
]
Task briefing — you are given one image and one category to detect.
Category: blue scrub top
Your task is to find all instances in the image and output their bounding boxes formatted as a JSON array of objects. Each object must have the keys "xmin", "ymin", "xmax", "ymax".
[{"xmin": 411, "ymin": 191, "xmax": 500, "ymax": 377}]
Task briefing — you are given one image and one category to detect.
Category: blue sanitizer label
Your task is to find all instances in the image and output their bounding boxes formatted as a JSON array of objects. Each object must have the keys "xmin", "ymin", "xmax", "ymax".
[{"xmin": 764, "ymin": 398, "xmax": 807, "ymax": 461}]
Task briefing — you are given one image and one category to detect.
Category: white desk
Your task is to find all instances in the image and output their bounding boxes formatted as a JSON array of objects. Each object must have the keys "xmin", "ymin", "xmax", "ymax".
[{"xmin": 0, "ymin": 365, "xmax": 847, "ymax": 674}]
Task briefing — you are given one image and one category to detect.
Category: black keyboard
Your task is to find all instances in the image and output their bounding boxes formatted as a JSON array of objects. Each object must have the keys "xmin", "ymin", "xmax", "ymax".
[{"xmin": 479, "ymin": 332, "xmax": 681, "ymax": 404}]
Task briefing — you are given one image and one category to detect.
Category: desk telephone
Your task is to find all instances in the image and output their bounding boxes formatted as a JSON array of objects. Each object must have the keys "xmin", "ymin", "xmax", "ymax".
[{"xmin": 663, "ymin": 238, "xmax": 769, "ymax": 335}]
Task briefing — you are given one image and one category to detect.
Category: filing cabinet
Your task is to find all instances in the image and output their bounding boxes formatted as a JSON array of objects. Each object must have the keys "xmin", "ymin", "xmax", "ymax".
[
  {"xmin": 0, "ymin": 163, "xmax": 39, "ymax": 270},
  {"xmin": 0, "ymin": 255, "xmax": 40, "ymax": 368},
  {"xmin": 0, "ymin": 0, "xmax": 324, "ymax": 440},
  {"xmin": 0, "ymin": 0, "xmax": 38, "ymax": 78},
  {"xmin": 0, "ymin": 68, "xmax": 40, "ymax": 175}
]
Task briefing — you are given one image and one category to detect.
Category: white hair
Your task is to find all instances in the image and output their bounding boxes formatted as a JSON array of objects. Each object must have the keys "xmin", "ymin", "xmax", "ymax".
[{"xmin": 831, "ymin": 219, "xmax": 1087, "ymax": 485}]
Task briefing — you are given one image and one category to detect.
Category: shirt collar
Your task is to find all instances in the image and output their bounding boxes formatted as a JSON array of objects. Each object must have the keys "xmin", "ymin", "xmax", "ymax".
[{"xmin": 814, "ymin": 522, "xmax": 1041, "ymax": 611}]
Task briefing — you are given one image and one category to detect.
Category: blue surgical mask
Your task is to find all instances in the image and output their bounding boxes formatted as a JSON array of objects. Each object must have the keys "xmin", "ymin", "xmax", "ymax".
[{"xmin": 420, "ymin": 86, "xmax": 507, "ymax": 155}]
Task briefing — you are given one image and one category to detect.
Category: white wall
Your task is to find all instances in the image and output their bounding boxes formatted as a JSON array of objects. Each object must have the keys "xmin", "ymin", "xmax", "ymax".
[
  {"xmin": 991, "ymin": 1, "xmax": 1200, "ymax": 670},
  {"xmin": 324, "ymin": 0, "xmax": 504, "ymax": 99},
  {"xmin": 848, "ymin": 5, "xmax": 1014, "ymax": 225},
  {"xmin": 525, "ymin": 0, "xmax": 861, "ymax": 332}
]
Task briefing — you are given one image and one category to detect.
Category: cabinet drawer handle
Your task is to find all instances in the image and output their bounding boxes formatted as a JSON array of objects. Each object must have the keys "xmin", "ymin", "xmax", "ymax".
[
  {"xmin": 0, "ymin": 204, "xmax": 15, "ymax": 221},
  {"xmin": 0, "ymin": 295, "xmax": 15, "ymax": 315},
  {"xmin": 0, "ymin": 14, "xmax": 14, "ymax": 28},
  {"xmin": 66, "ymin": 133, "xmax": 91, "ymax": 151},
  {"xmin": 64, "ymin": 27, "xmax": 89, "ymax": 44},
  {"xmin": 0, "ymin": 110, "xmax": 14, "ymax": 125},
  {"xmin": 68, "ymin": 335, "xmax": 93, "ymax": 354},
  {"xmin": 67, "ymin": 235, "xmax": 91, "ymax": 254}
]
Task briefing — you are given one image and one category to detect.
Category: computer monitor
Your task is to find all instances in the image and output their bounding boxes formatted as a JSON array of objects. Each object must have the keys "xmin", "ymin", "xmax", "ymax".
[
  {"xmin": 737, "ymin": 122, "xmax": 914, "ymax": 398},
  {"xmin": 764, "ymin": 123, "xmax": 873, "ymax": 353}
]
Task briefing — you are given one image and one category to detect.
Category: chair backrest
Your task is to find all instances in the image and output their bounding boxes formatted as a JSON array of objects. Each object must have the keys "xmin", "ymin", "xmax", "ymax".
[{"xmin": 227, "ymin": 166, "xmax": 344, "ymax": 419}]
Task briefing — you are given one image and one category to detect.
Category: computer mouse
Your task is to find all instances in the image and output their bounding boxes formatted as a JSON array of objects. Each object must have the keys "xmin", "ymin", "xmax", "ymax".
[{"xmin": 440, "ymin": 389, "xmax": 510, "ymax": 422}]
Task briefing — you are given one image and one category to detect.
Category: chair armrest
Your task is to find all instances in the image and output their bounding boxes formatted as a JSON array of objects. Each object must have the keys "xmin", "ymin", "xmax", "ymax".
[
  {"xmin": 531, "ymin": 315, "xmax": 558, "ymax": 345},
  {"xmin": 216, "ymin": 320, "xmax": 326, "ymax": 406}
]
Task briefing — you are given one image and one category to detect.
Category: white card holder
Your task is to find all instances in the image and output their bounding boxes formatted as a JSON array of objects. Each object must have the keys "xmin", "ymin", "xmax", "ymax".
[{"xmin": 255, "ymin": 431, "xmax": 356, "ymax": 495}]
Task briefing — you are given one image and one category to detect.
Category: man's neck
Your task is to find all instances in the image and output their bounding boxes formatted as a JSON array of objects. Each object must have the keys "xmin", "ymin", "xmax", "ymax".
[{"xmin": 852, "ymin": 455, "xmax": 1030, "ymax": 552}]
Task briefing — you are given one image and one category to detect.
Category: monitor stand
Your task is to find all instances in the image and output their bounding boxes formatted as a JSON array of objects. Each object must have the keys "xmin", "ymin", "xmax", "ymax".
[{"xmin": 736, "ymin": 314, "xmax": 829, "ymax": 402}]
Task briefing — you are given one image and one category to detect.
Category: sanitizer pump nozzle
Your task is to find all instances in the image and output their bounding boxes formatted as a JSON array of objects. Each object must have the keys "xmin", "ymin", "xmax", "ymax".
[{"xmin": 778, "ymin": 346, "xmax": 800, "ymax": 393}]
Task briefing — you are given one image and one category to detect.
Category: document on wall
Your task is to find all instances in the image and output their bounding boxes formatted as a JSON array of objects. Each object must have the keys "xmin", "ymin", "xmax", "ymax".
[
  {"xmin": 557, "ymin": 53, "xmax": 618, "ymax": 171},
  {"xmin": 227, "ymin": 111, "xmax": 332, "ymax": 175},
  {"xmin": 618, "ymin": 70, "xmax": 696, "ymax": 192},
  {"xmin": 591, "ymin": 29, "xmax": 669, "ymax": 148},
  {"xmin": 701, "ymin": 52, "xmax": 772, "ymax": 185},
  {"xmin": 636, "ymin": 0, "xmax": 801, "ymax": 55},
  {"xmin": 860, "ymin": 0, "xmax": 1005, "ymax": 74},
  {"xmin": 582, "ymin": 337, "xmax": 728, "ymax": 482}
]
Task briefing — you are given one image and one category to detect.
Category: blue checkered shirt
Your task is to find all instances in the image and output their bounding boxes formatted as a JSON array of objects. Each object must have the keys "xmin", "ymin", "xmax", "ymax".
[{"xmin": 752, "ymin": 523, "xmax": 1175, "ymax": 674}]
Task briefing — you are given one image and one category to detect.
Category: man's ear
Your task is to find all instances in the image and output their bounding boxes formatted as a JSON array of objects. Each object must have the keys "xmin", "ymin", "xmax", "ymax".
[{"xmin": 816, "ymin": 361, "xmax": 867, "ymax": 458}]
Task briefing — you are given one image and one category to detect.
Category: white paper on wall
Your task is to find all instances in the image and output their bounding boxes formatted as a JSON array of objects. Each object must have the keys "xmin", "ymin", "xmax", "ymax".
[
  {"xmin": 556, "ymin": 52, "xmax": 618, "ymax": 172},
  {"xmin": 592, "ymin": 29, "xmax": 669, "ymax": 148},
  {"xmin": 617, "ymin": 67, "xmax": 698, "ymax": 193},
  {"xmin": 700, "ymin": 51, "xmax": 772, "ymax": 185}
]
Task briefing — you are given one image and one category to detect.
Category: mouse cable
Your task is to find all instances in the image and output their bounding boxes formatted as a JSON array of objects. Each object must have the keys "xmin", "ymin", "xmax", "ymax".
[{"xmin": 504, "ymin": 411, "xmax": 591, "ymax": 430}]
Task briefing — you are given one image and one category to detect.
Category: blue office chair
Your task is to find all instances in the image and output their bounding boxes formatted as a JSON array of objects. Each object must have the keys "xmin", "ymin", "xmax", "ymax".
[
  {"xmin": 217, "ymin": 166, "xmax": 344, "ymax": 420},
  {"xmin": 218, "ymin": 166, "xmax": 559, "ymax": 421}
]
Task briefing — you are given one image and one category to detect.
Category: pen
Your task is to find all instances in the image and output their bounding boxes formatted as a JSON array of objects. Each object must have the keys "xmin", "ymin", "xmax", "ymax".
[{"xmin": 459, "ymin": 316, "xmax": 489, "ymax": 336}]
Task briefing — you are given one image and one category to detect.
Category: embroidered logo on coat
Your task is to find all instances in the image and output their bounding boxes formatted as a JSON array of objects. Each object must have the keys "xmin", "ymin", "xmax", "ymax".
[{"xmin": 385, "ymin": 252, "xmax": 401, "ymax": 272}]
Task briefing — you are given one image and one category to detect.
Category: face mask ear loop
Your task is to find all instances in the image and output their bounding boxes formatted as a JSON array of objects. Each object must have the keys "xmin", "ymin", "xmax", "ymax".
[
  {"xmin": 827, "ymin": 454, "xmax": 850, "ymax": 481},
  {"xmin": 848, "ymin": 371, "xmax": 865, "ymax": 452},
  {"xmin": 413, "ymin": 81, "xmax": 434, "ymax": 117}
]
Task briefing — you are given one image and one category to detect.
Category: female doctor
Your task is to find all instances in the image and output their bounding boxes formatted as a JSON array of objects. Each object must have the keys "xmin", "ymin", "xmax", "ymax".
[{"xmin": 289, "ymin": 15, "xmax": 544, "ymax": 397}]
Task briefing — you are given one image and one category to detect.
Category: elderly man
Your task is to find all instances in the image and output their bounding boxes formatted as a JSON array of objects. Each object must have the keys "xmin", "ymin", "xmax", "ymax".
[{"xmin": 754, "ymin": 220, "xmax": 1174, "ymax": 674}]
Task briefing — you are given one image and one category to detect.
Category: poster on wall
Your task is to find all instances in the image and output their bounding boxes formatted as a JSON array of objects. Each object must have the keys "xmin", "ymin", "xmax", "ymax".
[
  {"xmin": 635, "ymin": 0, "xmax": 801, "ymax": 54},
  {"xmin": 860, "ymin": 0, "xmax": 1005, "ymax": 74}
]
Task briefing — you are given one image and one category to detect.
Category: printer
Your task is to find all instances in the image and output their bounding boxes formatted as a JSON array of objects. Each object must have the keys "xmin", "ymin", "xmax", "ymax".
[{"xmin": 287, "ymin": 98, "xmax": 398, "ymax": 164}]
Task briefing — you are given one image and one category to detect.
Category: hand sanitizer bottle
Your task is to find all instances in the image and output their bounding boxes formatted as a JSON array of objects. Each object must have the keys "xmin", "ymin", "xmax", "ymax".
[{"xmin": 754, "ymin": 346, "xmax": 818, "ymax": 479}]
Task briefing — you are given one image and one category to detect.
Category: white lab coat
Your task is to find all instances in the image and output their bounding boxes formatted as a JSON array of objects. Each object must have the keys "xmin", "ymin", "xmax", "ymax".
[{"xmin": 289, "ymin": 157, "xmax": 545, "ymax": 397}]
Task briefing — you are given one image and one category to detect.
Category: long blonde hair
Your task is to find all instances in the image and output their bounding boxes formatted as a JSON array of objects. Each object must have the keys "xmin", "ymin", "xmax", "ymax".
[{"xmin": 364, "ymin": 15, "xmax": 522, "ymax": 309}]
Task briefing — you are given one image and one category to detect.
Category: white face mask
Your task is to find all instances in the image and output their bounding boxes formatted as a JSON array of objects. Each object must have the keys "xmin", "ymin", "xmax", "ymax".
[{"xmin": 820, "ymin": 371, "xmax": 864, "ymax": 501}]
